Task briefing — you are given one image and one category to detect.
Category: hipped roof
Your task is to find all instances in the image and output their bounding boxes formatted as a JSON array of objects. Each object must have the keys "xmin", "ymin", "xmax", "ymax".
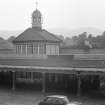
[{"xmin": 13, "ymin": 28, "xmax": 61, "ymax": 43}]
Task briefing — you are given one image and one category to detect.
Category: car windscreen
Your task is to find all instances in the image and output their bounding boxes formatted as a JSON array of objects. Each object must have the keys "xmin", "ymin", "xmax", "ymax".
[{"xmin": 44, "ymin": 97, "xmax": 69, "ymax": 104}]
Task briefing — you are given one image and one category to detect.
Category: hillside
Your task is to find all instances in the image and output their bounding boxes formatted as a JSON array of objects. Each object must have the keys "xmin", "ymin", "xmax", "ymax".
[{"xmin": 0, "ymin": 27, "xmax": 103, "ymax": 39}]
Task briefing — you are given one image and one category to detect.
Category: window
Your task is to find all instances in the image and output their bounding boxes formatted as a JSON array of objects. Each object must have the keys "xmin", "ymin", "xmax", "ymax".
[
  {"xmin": 27, "ymin": 44, "xmax": 33, "ymax": 54},
  {"xmin": 22, "ymin": 44, "xmax": 26, "ymax": 54},
  {"xmin": 33, "ymin": 72, "xmax": 42, "ymax": 79},
  {"xmin": 33, "ymin": 43, "xmax": 45, "ymax": 55},
  {"xmin": 26, "ymin": 72, "xmax": 31, "ymax": 79},
  {"xmin": 46, "ymin": 44, "xmax": 59, "ymax": 55},
  {"xmin": 16, "ymin": 43, "xmax": 46, "ymax": 55},
  {"xmin": 48, "ymin": 73, "xmax": 55, "ymax": 82},
  {"xmin": 16, "ymin": 45, "xmax": 22, "ymax": 54},
  {"xmin": 33, "ymin": 43, "xmax": 38, "ymax": 54},
  {"xmin": 16, "ymin": 72, "xmax": 26, "ymax": 79},
  {"xmin": 39, "ymin": 43, "xmax": 45, "ymax": 54},
  {"xmin": 16, "ymin": 72, "xmax": 32, "ymax": 79},
  {"xmin": 33, "ymin": 18, "xmax": 37, "ymax": 22}
]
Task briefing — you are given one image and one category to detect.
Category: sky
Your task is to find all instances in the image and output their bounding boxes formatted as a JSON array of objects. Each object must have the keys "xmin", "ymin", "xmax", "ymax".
[{"xmin": 0, "ymin": 0, "xmax": 105, "ymax": 31}]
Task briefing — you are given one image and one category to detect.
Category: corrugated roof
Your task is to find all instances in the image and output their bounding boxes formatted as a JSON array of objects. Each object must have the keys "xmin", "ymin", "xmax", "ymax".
[{"xmin": 13, "ymin": 28, "xmax": 61, "ymax": 42}]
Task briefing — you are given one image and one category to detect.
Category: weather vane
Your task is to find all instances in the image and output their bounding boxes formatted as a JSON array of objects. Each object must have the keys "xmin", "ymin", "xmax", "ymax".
[{"xmin": 35, "ymin": 0, "xmax": 38, "ymax": 9}]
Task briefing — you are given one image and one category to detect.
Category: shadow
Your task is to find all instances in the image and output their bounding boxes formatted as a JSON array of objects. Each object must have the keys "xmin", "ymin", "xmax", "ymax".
[{"xmin": 81, "ymin": 90, "xmax": 105, "ymax": 100}]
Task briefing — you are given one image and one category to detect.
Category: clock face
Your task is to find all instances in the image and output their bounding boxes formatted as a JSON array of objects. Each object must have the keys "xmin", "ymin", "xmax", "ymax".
[
  {"xmin": 34, "ymin": 18, "xmax": 36, "ymax": 22},
  {"xmin": 33, "ymin": 17, "xmax": 41, "ymax": 23}
]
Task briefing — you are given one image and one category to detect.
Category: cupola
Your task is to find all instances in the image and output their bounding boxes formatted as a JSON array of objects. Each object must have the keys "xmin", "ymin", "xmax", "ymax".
[{"xmin": 32, "ymin": 8, "xmax": 42, "ymax": 28}]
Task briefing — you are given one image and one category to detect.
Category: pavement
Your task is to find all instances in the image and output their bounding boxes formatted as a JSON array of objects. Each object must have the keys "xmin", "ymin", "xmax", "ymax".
[{"xmin": 0, "ymin": 89, "xmax": 105, "ymax": 105}]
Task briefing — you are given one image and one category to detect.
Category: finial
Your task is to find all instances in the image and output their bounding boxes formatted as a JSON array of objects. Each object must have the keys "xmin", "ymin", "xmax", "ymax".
[{"xmin": 35, "ymin": 0, "xmax": 38, "ymax": 9}]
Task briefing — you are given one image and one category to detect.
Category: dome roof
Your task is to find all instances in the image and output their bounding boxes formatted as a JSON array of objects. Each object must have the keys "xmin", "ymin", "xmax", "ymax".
[{"xmin": 32, "ymin": 9, "xmax": 42, "ymax": 17}]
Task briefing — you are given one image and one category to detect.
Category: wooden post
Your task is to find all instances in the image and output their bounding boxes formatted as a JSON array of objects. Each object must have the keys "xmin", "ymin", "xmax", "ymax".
[
  {"xmin": 42, "ymin": 72, "xmax": 46, "ymax": 93},
  {"xmin": 77, "ymin": 73, "xmax": 81, "ymax": 96},
  {"xmin": 21, "ymin": 45, "xmax": 22, "ymax": 54},
  {"xmin": 12, "ymin": 71, "xmax": 16, "ymax": 90},
  {"xmin": 38, "ymin": 44, "xmax": 40, "ymax": 55},
  {"xmin": 94, "ymin": 75, "xmax": 100, "ymax": 90},
  {"xmin": 26, "ymin": 44, "xmax": 27, "ymax": 56},
  {"xmin": 31, "ymin": 72, "xmax": 34, "ymax": 82}
]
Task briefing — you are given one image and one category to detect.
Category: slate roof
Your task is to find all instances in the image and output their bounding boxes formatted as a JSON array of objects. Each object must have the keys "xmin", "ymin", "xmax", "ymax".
[
  {"xmin": 0, "ymin": 55, "xmax": 105, "ymax": 69},
  {"xmin": 13, "ymin": 27, "xmax": 61, "ymax": 43}
]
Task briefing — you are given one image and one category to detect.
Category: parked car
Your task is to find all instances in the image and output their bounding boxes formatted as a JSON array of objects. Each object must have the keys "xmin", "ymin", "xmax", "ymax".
[{"xmin": 39, "ymin": 95, "xmax": 82, "ymax": 105}]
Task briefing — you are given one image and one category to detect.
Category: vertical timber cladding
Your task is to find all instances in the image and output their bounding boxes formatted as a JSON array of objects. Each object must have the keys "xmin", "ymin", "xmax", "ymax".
[
  {"xmin": 15, "ymin": 71, "xmax": 42, "ymax": 90},
  {"xmin": 0, "ymin": 70, "xmax": 12, "ymax": 89},
  {"xmin": 45, "ymin": 72, "xmax": 77, "ymax": 93},
  {"xmin": 14, "ymin": 70, "xmax": 78, "ymax": 93},
  {"xmin": 12, "ymin": 71, "xmax": 16, "ymax": 90},
  {"xmin": 80, "ymin": 74, "xmax": 100, "ymax": 94}
]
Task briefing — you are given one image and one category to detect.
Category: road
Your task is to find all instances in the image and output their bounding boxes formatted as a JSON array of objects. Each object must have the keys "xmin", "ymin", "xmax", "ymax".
[{"xmin": 0, "ymin": 89, "xmax": 105, "ymax": 105}]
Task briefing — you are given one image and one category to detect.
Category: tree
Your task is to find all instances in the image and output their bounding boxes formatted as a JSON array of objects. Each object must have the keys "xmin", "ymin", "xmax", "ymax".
[
  {"xmin": 76, "ymin": 32, "xmax": 87, "ymax": 48},
  {"xmin": 57, "ymin": 35, "xmax": 65, "ymax": 41},
  {"xmin": 88, "ymin": 34, "xmax": 93, "ymax": 39},
  {"xmin": 84, "ymin": 40, "xmax": 92, "ymax": 51},
  {"xmin": 7, "ymin": 36, "xmax": 16, "ymax": 43}
]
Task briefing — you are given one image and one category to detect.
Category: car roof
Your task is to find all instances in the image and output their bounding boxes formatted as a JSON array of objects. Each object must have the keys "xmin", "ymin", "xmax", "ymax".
[{"xmin": 47, "ymin": 95, "xmax": 67, "ymax": 99}]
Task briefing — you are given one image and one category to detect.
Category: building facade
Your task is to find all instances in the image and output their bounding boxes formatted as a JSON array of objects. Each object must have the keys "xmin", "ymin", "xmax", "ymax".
[
  {"xmin": 0, "ymin": 3, "xmax": 103, "ymax": 97},
  {"xmin": 13, "ymin": 8, "xmax": 61, "ymax": 56}
]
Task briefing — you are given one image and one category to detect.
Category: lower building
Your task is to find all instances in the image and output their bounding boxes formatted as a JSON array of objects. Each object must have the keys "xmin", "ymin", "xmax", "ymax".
[{"xmin": 0, "ymin": 55, "xmax": 103, "ymax": 96}]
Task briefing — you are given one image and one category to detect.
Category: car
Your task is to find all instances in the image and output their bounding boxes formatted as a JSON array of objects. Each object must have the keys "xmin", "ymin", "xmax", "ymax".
[{"xmin": 39, "ymin": 95, "xmax": 82, "ymax": 105}]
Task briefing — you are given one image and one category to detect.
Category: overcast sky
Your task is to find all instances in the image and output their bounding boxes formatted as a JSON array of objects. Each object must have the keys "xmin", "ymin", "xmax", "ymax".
[{"xmin": 0, "ymin": 0, "xmax": 105, "ymax": 31}]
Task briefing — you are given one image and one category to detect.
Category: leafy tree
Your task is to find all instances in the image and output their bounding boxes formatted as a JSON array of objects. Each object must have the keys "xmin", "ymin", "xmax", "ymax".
[
  {"xmin": 88, "ymin": 34, "xmax": 93, "ymax": 39},
  {"xmin": 7, "ymin": 36, "xmax": 16, "ymax": 43},
  {"xmin": 76, "ymin": 32, "xmax": 87, "ymax": 48}
]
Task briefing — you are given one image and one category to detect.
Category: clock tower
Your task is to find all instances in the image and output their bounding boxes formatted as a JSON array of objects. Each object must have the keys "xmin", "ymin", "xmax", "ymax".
[{"xmin": 32, "ymin": 1, "xmax": 42, "ymax": 28}]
